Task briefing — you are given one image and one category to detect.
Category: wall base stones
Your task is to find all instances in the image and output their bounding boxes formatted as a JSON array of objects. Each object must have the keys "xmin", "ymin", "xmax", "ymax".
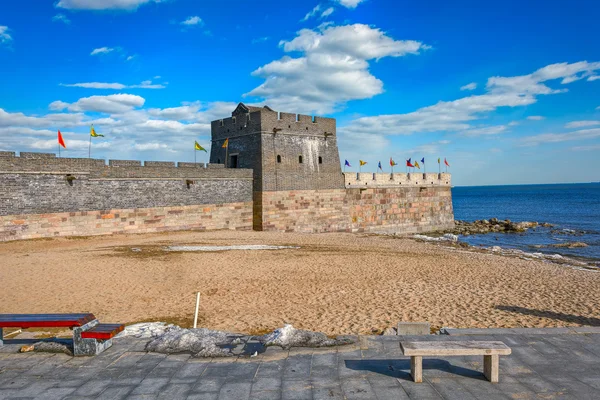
[
  {"xmin": 347, "ymin": 186, "xmax": 454, "ymax": 234},
  {"xmin": 0, "ymin": 202, "xmax": 253, "ymax": 241},
  {"xmin": 253, "ymin": 186, "xmax": 454, "ymax": 234},
  {"xmin": 254, "ymin": 189, "xmax": 350, "ymax": 233}
]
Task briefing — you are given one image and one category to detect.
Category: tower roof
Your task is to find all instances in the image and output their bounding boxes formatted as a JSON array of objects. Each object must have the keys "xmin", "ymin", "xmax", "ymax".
[{"xmin": 232, "ymin": 102, "xmax": 274, "ymax": 116}]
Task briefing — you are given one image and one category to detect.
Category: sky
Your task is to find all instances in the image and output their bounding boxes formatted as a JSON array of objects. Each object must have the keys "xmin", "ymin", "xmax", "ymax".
[{"xmin": 0, "ymin": 0, "xmax": 599, "ymax": 186}]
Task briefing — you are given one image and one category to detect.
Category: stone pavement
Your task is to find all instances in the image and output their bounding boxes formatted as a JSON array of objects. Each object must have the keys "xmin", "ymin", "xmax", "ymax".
[{"xmin": 1, "ymin": 329, "xmax": 600, "ymax": 399}]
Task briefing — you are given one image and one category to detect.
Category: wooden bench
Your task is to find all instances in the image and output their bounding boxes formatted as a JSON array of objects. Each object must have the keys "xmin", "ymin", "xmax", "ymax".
[
  {"xmin": 400, "ymin": 341, "xmax": 511, "ymax": 383},
  {"xmin": 0, "ymin": 314, "xmax": 125, "ymax": 356}
]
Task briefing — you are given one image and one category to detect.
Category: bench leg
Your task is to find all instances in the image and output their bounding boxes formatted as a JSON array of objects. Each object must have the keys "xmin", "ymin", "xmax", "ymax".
[
  {"xmin": 73, "ymin": 319, "xmax": 113, "ymax": 356},
  {"xmin": 0, "ymin": 327, "xmax": 3, "ymax": 346},
  {"xmin": 410, "ymin": 356, "xmax": 423, "ymax": 383},
  {"xmin": 483, "ymin": 355, "xmax": 499, "ymax": 383}
]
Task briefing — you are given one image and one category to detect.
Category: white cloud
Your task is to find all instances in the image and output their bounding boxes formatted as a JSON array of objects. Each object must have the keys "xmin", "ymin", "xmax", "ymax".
[
  {"xmin": 126, "ymin": 55, "xmax": 136, "ymax": 61},
  {"xmin": 52, "ymin": 14, "xmax": 71, "ymax": 24},
  {"xmin": 245, "ymin": 23, "xmax": 429, "ymax": 114},
  {"xmin": 588, "ymin": 76, "xmax": 600, "ymax": 81},
  {"xmin": 341, "ymin": 61, "xmax": 600, "ymax": 138},
  {"xmin": 335, "ymin": 0, "xmax": 366, "ymax": 8},
  {"xmin": 321, "ymin": 7, "xmax": 335, "ymax": 18},
  {"xmin": 50, "ymin": 94, "xmax": 146, "ymax": 114},
  {"xmin": 527, "ymin": 115, "xmax": 545, "ymax": 121},
  {"xmin": 60, "ymin": 80, "xmax": 167, "ymax": 90},
  {"xmin": 460, "ymin": 82, "xmax": 477, "ymax": 91},
  {"xmin": 565, "ymin": 120, "xmax": 600, "ymax": 128},
  {"xmin": 0, "ymin": 26, "xmax": 12, "ymax": 45},
  {"xmin": 134, "ymin": 143, "xmax": 170, "ymax": 151},
  {"xmin": 571, "ymin": 144, "xmax": 600, "ymax": 151},
  {"xmin": 181, "ymin": 16, "xmax": 203, "ymax": 26},
  {"xmin": 520, "ymin": 128, "xmax": 600, "ymax": 146},
  {"xmin": 252, "ymin": 37, "xmax": 269, "ymax": 44},
  {"xmin": 91, "ymin": 47, "xmax": 114, "ymax": 56},
  {"xmin": 461, "ymin": 125, "xmax": 508, "ymax": 136},
  {"xmin": 56, "ymin": 0, "xmax": 159, "ymax": 11},
  {"xmin": 302, "ymin": 5, "xmax": 322, "ymax": 21}
]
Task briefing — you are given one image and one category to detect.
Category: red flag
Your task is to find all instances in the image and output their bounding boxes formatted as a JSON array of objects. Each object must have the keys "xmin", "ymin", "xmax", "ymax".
[
  {"xmin": 444, "ymin": 158, "xmax": 450, "ymax": 167},
  {"xmin": 57, "ymin": 130, "xmax": 66, "ymax": 149},
  {"xmin": 406, "ymin": 159, "xmax": 414, "ymax": 168}
]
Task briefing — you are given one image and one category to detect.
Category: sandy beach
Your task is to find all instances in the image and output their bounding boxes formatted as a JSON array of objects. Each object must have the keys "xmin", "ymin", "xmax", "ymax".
[{"xmin": 1, "ymin": 230, "xmax": 598, "ymax": 335}]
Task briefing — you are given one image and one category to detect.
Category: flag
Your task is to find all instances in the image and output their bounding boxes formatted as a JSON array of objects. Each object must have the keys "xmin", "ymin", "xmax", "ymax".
[
  {"xmin": 414, "ymin": 160, "xmax": 420, "ymax": 169},
  {"xmin": 421, "ymin": 157, "xmax": 425, "ymax": 164},
  {"xmin": 344, "ymin": 159, "xmax": 351, "ymax": 167},
  {"xmin": 222, "ymin": 138, "xmax": 229, "ymax": 148},
  {"xmin": 378, "ymin": 161, "xmax": 382, "ymax": 171},
  {"xmin": 437, "ymin": 157, "xmax": 441, "ymax": 164},
  {"xmin": 194, "ymin": 141, "xmax": 207, "ymax": 152},
  {"xmin": 406, "ymin": 158, "xmax": 414, "ymax": 168},
  {"xmin": 359, "ymin": 160, "xmax": 367, "ymax": 166},
  {"xmin": 390, "ymin": 158, "xmax": 397, "ymax": 166},
  {"xmin": 57, "ymin": 130, "xmax": 66, "ymax": 149},
  {"xmin": 444, "ymin": 158, "xmax": 450, "ymax": 167},
  {"xmin": 90, "ymin": 124, "xmax": 104, "ymax": 137}
]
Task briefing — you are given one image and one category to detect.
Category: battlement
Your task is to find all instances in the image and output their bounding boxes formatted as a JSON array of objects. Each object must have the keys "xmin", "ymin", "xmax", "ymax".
[
  {"xmin": 0, "ymin": 152, "xmax": 251, "ymax": 179},
  {"xmin": 344, "ymin": 172, "xmax": 452, "ymax": 187}
]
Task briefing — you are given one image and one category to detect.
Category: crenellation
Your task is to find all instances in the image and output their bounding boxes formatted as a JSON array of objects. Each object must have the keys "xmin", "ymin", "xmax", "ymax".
[
  {"xmin": 0, "ymin": 151, "xmax": 15, "ymax": 158},
  {"xmin": 109, "ymin": 160, "xmax": 141, "ymax": 167},
  {"xmin": 20, "ymin": 152, "xmax": 56, "ymax": 159},
  {"xmin": 344, "ymin": 172, "xmax": 451, "ymax": 187},
  {"xmin": 144, "ymin": 161, "xmax": 176, "ymax": 167},
  {"xmin": 177, "ymin": 162, "xmax": 205, "ymax": 168}
]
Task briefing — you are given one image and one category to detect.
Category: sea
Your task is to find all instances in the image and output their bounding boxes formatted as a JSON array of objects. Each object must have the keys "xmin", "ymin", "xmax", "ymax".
[{"xmin": 452, "ymin": 183, "xmax": 600, "ymax": 265}]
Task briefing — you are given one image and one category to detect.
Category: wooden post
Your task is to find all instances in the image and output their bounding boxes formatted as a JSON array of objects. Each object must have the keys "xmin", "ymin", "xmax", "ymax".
[
  {"xmin": 193, "ymin": 292, "xmax": 200, "ymax": 329},
  {"xmin": 410, "ymin": 356, "xmax": 423, "ymax": 383},
  {"xmin": 483, "ymin": 354, "xmax": 499, "ymax": 383}
]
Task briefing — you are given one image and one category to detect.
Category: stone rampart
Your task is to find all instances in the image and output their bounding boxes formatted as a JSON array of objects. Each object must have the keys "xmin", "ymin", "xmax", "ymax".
[
  {"xmin": 344, "ymin": 172, "xmax": 452, "ymax": 187},
  {"xmin": 0, "ymin": 152, "xmax": 253, "ymax": 241}
]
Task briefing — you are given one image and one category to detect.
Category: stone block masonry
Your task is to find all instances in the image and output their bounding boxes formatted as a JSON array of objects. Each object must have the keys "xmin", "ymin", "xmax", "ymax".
[{"xmin": 0, "ymin": 152, "xmax": 253, "ymax": 241}]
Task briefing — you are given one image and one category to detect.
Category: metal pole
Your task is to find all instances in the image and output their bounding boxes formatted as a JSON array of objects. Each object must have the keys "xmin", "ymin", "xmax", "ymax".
[
  {"xmin": 88, "ymin": 134, "xmax": 92, "ymax": 159},
  {"xmin": 193, "ymin": 292, "xmax": 200, "ymax": 329}
]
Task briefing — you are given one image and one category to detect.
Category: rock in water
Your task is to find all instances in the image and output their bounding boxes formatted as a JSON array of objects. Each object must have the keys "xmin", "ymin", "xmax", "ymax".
[{"xmin": 257, "ymin": 324, "xmax": 353, "ymax": 350}]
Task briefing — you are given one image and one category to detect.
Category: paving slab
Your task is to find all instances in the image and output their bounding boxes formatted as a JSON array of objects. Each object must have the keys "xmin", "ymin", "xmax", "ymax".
[{"xmin": 1, "ymin": 330, "xmax": 599, "ymax": 399}]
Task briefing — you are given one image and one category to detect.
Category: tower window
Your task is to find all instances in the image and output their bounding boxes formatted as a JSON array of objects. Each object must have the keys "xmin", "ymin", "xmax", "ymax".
[
  {"xmin": 318, "ymin": 156, "xmax": 322, "ymax": 164},
  {"xmin": 277, "ymin": 155, "xmax": 281, "ymax": 163},
  {"xmin": 306, "ymin": 127, "xmax": 309, "ymax": 130},
  {"xmin": 217, "ymin": 158, "xmax": 221, "ymax": 164},
  {"xmin": 232, "ymin": 117, "xmax": 236, "ymax": 124},
  {"xmin": 299, "ymin": 155, "xmax": 303, "ymax": 164}
]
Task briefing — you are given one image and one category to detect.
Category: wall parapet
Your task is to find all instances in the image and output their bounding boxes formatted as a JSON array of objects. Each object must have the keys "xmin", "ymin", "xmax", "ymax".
[{"xmin": 343, "ymin": 172, "xmax": 451, "ymax": 187}]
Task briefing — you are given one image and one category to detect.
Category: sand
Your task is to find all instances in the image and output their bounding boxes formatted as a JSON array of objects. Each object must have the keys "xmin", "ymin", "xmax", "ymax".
[{"xmin": 0, "ymin": 230, "xmax": 598, "ymax": 335}]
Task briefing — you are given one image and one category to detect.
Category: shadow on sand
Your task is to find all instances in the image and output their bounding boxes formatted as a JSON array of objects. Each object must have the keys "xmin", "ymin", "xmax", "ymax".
[
  {"xmin": 496, "ymin": 305, "xmax": 600, "ymax": 326},
  {"xmin": 344, "ymin": 359, "xmax": 487, "ymax": 381}
]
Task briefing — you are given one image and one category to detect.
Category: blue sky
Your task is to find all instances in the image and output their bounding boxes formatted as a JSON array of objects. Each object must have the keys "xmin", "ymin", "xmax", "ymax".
[{"xmin": 0, "ymin": 0, "xmax": 599, "ymax": 186}]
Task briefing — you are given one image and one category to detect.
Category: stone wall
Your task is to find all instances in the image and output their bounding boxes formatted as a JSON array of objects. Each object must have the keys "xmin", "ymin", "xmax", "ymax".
[
  {"xmin": 347, "ymin": 186, "xmax": 454, "ymax": 234},
  {"xmin": 343, "ymin": 172, "xmax": 452, "ymax": 187},
  {"xmin": 254, "ymin": 186, "xmax": 454, "ymax": 234},
  {"xmin": 0, "ymin": 152, "xmax": 254, "ymax": 241},
  {"xmin": 253, "ymin": 189, "xmax": 350, "ymax": 233}
]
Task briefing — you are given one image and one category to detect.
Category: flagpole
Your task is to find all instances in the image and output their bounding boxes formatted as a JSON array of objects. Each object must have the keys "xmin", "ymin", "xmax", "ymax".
[{"xmin": 88, "ymin": 134, "xmax": 92, "ymax": 159}]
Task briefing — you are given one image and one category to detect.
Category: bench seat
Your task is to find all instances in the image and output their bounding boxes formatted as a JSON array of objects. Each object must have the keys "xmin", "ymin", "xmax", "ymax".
[
  {"xmin": 0, "ymin": 313, "xmax": 96, "ymax": 329},
  {"xmin": 400, "ymin": 341, "xmax": 511, "ymax": 383},
  {"xmin": 80, "ymin": 324, "xmax": 125, "ymax": 340}
]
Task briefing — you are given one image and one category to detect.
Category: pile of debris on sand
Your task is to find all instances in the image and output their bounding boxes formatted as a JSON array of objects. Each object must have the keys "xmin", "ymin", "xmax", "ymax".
[{"xmin": 450, "ymin": 218, "xmax": 553, "ymax": 235}]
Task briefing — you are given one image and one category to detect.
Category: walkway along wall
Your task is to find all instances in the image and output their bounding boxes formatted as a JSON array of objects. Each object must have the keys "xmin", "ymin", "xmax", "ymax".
[{"xmin": 0, "ymin": 152, "xmax": 253, "ymax": 241}]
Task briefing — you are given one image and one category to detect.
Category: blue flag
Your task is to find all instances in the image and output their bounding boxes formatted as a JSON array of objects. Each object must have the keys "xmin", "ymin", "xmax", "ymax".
[
  {"xmin": 344, "ymin": 160, "xmax": 351, "ymax": 167},
  {"xmin": 378, "ymin": 161, "xmax": 382, "ymax": 171},
  {"xmin": 421, "ymin": 157, "xmax": 425, "ymax": 164}
]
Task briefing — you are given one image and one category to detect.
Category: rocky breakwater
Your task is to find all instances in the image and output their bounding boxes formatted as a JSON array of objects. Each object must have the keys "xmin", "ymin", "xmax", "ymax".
[{"xmin": 450, "ymin": 218, "xmax": 553, "ymax": 236}]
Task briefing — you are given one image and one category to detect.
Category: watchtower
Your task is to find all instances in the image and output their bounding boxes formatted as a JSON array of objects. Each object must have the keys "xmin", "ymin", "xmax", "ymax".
[
  {"xmin": 210, "ymin": 103, "xmax": 345, "ymax": 230},
  {"xmin": 210, "ymin": 103, "xmax": 344, "ymax": 192}
]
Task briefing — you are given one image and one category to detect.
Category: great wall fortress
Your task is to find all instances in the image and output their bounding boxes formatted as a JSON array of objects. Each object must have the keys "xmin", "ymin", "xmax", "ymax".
[{"xmin": 0, "ymin": 103, "xmax": 454, "ymax": 241}]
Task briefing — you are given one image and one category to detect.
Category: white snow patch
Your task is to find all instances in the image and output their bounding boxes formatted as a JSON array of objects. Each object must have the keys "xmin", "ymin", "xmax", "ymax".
[
  {"xmin": 164, "ymin": 245, "xmax": 299, "ymax": 252},
  {"xmin": 115, "ymin": 322, "xmax": 174, "ymax": 339}
]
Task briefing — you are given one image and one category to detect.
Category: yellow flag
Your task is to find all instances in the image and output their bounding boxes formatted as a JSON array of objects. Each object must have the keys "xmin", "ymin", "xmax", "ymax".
[
  {"xmin": 437, "ymin": 157, "xmax": 441, "ymax": 164},
  {"xmin": 90, "ymin": 124, "xmax": 104, "ymax": 137},
  {"xmin": 222, "ymin": 138, "xmax": 229, "ymax": 148},
  {"xmin": 414, "ymin": 160, "xmax": 421, "ymax": 169},
  {"xmin": 195, "ymin": 141, "xmax": 207, "ymax": 152},
  {"xmin": 359, "ymin": 160, "xmax": 367, "ymax": 166}
]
